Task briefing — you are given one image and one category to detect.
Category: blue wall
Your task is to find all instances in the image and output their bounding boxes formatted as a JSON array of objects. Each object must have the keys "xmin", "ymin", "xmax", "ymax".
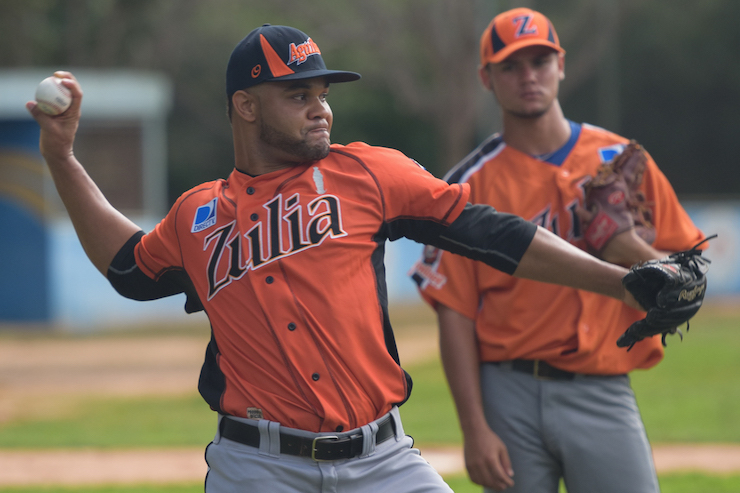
[{"xmin": 0, "ymin": 120, "xmax": 49, "ymax": 321}]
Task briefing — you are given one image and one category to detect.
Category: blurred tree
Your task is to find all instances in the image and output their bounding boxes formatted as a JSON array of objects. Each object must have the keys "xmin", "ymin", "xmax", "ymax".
[
  {"xmin": 2, "ymin": 0, "xmax": 738, "ymax": 203},
  {"xmin": 619, "ymin": 0, "xmax": 740, "ymax": 197}
]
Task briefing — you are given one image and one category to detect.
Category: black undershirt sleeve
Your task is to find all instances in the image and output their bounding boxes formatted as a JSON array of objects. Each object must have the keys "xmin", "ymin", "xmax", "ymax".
[
  {"xmin": 107, "ymin": 231, "xmax": 204, "ymax": 313},
  {"xmin": 388, "ymin": 203, "xmax": 538, "ymax": 275}
]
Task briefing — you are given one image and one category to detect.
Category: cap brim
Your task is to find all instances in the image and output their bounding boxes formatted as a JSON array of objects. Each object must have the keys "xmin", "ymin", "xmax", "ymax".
[
  {"xmin": 487, "ymin": 40, "xmax": 564, "ymax": 64},
  {"xmin": 266, "ymin": 69, "xmax": 361, "ymax": 84}
]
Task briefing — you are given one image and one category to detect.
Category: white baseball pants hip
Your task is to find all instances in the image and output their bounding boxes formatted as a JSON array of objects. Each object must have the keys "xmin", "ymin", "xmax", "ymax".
[{"xmin": 204, "ymin": 406, "xmax": 453, "ymax": 493}]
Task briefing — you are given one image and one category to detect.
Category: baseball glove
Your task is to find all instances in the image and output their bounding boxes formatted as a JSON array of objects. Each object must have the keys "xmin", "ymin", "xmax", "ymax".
[
  {"xmin": 617, "ymin": 235, "xmax": 716, "ymax": 351},
  {"xmin": 581, "ymin": 141, "xmax": 656, "ymax": 254}
]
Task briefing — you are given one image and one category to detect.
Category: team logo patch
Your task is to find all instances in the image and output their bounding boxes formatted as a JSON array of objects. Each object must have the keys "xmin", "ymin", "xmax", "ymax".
[
  {"xmin": 191, "ymin": 198, "xmax": 218, "ymax": 233},
  {"xmin": 409, "ymin": 246, "xmax": 447, "ymax": 290},
  {"xmin": 246, "ymin": 407, "xmax": 263, "ymax": 419},
  {"xmin": 287, "ymin": 37, "xmax": 321, "ymax": 65},
  {"xmin": 598, "ymin": 144, "xmax": 626, "ymax": 164}
]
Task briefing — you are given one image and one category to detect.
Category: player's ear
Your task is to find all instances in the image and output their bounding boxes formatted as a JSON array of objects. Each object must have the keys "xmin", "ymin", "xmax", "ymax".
[
  {"xmin": 479, "ymin": 64, "xmax": 494, "ymax": 91},
  {"xmin": 558, "ymin": 53, "xmax": 565, "ymax": 80},
  {"xmin": 231, "ymin": 89, "xmax": 258, "ymax": 123}
]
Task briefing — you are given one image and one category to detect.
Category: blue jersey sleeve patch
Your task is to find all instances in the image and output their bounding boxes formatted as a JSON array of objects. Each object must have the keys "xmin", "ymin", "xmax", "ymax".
[{"xmin": 192, "ymin": 198, "xmax": 218, "ymax": 233}]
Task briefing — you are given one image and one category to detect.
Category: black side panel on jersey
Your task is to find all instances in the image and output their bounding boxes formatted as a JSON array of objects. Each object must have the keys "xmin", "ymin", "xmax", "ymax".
[
  {"xmin": 388, "ymin": 203, "xmax": 537, "ymax": 276},
  {"xmin": 107, "ymin": 231, "xmax": 204, "ymax": 313},
  {"xmin": 198, "ymin": 328, "xmax": 226, "ymax": 413},
  {"xmin": 369, "ymin": 237, "xmax": 414, "ymax": 407}
]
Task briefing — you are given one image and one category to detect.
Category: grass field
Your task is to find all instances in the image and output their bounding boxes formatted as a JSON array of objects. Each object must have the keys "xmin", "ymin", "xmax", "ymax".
[{"xmin": 0, "ymin": 303, "xmax": 739, "ymax": 492}]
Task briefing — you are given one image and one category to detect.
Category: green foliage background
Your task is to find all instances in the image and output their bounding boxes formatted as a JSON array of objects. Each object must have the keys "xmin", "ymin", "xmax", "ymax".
[{"xmin": 2, "ymin": 0, "xmax": 739, "ymax": 200}]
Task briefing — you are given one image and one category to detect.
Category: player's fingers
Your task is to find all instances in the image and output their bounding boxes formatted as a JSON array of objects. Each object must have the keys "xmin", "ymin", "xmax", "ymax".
[
  {"xmin": 26, "ymin": 72, "xmax": 82, "ymax": 121},
  {"xmin": 25, "ymin": 100, "xmax": 44, "ymax": 119},
  {"xmin": 25, "ymin": 100, "xmax": 59, "ymax": 124},
  {"xmin": 488, "ymin": 455, "xmax": 515, "ymax": 490},
  {"xmin": 499, "ymin": 445, "xmax": 514, "ymax": 479},
  {"xmin": 54, "ymin": 71, "xmax": 83, "ymax": 99},
  {"xmin": 466, "ymin": 454, "xmax": 515, "ymax": 491},
  {"xmin": 574, "ymin": 204, "xmax": 594, "ymax": 223}
]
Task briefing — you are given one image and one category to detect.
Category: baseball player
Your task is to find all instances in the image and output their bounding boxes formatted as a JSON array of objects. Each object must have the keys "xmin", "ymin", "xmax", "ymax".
[
  {"xmin": 30, "ymin": 24, "xmax": 649, "ymax": 493},
  {"xmin": 411, "ymin": 8, "xmax": 705, "ymax": 493}
]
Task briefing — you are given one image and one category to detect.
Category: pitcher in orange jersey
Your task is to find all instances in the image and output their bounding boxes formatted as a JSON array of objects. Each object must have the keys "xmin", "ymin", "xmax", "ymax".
[{"xmin": 411, "ymin": 8, "xmax": 704, "ymax": 493}]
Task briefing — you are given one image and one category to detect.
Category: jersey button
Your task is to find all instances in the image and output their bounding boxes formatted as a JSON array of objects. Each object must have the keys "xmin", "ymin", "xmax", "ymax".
[
  {"xmin": 335, "ymin": 425, "xmax": 343, "ymax": 432},
  {"xmin": 312, "ymin": 373, "xmax": 320, "ymax": 381},
  {"xmin": 265, "ymin": 276, "xmax": 274, "ymax": 284},
  {"xmin": 288, "ymin": 323, "xmax": 296, "ymax": 331},
  {"xmin": 250, "ymin": 213, "xmax": 258, "ymax": 221},
  {"xmin": 246, "ymin": 187, "xmax": 255, "ymax": 195}
]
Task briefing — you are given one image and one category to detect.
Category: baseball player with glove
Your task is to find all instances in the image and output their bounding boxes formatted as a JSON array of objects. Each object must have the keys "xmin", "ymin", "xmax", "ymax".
[
  {"xmin": 28, "ymin": 23, "xmax": 700, "ymax": 493},
  {"xmin": 411, "ymin": 8, "xmax": 707, "ymax": 493}
]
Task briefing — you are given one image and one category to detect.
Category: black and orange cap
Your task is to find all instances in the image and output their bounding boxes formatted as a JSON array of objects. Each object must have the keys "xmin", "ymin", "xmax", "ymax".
[
  {"xmin": 226, "ymin": 24, "xmax": 361, "ymax": 97},
  {"xmin": 480, "ymin": 8, "xmax": 565, "ymax": 65}
]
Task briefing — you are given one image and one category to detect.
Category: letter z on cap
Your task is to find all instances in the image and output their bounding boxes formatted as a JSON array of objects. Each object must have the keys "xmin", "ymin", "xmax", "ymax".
[
  {"xmin": 480, "ymin": 8, "xmax": 565, "ymax": 65},
  {"xmin": 226, "ymin": 24, "xmax": 361, "ymax": 96}
]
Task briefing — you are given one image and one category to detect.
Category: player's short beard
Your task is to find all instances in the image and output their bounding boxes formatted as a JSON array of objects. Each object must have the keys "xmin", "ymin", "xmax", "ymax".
[
  {"xmin": 509, "ymin": 101, "xmax": 552, "ymax": 119},
  {"xmin": 259, "ymin": 119, "xmax": 330, "ymax": 163}
]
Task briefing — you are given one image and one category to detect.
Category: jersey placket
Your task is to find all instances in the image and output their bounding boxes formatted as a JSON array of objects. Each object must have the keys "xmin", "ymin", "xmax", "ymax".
[{"xmin": 237, "ymin": 176, "xmax": 350, "ymax": 431}]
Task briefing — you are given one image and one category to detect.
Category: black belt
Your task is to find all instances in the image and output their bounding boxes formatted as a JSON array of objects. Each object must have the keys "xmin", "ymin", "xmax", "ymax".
[
  {"xmin": 497, "ymin": 359, "xmax": 576, "ymax": 381},
  {"xmin": 219, "ymin": 415, "xmax": 396, "ymax": 461}
]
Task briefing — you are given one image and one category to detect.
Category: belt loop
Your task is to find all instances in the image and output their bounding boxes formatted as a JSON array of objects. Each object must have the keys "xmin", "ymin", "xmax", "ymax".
[
  {"xmin": 257, "ymin": 419, "xmax": 281, "ymax": 457},
  {"xmin": 360, "ymin": 420, "xmax": 379, "ymax": 458},
  {"xmin": 268, "ymin": 421, "xmax": 281, "ymax": 456},
  {"xmin": 214, "ymin": 414, "xmax": 224, "ymax": 445},
  {"xmin": 389, "ymin": 406, "xmax": 403, "ymax": 439}
]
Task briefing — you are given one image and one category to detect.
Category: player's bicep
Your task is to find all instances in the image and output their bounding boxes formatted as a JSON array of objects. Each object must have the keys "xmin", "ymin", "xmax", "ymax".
[{"xmin": 107, "ymin": 231, "xmax": 204, "ymax": 312}]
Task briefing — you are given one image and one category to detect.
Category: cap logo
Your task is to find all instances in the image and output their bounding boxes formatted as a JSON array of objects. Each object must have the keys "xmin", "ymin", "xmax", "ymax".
[
  {"xmin": 251, "ymin": 65, "xmax": 261, "ymax": 78},
  {"xmin": 288, "ymin": 37, "xmax": 321, "ymax": 66},
  {"xmin": 514, "ymin": 14, "xmax": 538, "ymax": 38},
  {"xmin": 260, "ymin": 34, "xmax": 295, "ymax": 77}
]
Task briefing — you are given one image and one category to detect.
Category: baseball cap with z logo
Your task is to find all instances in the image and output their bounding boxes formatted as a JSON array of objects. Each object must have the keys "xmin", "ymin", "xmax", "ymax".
[
  {"xmin": 226, "ymin": 24, "xmax": 361, "ymax": 97},
  {"xmin": 480, "ymin": 8, "xmax": 566, "ymax": 66}
]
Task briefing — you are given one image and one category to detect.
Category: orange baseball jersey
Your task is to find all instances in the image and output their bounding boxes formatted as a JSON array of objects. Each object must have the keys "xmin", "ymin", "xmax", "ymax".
[
  {"xmin": 412, "ymin": 122, "xmax": 704, "ymax": 375},
  {"xmin": 134, "ymin": 143, "xmax": 470, "ymax": 432},
  {"xmin": 124, "ymin": 142, "xmax": 535, "ymax": 433}
]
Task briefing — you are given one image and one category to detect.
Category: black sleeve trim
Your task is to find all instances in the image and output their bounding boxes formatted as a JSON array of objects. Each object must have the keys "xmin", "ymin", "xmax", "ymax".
[
  {"xmin": 107, "ymin": 231, "xmax": 204, "ymax": 313},
  {"xmin": 391, "ymin": 203, "xmax": 537, "ymax": 275}
]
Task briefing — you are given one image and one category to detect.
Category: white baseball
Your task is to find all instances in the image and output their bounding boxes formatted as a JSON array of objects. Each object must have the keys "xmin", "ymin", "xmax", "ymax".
[{"xmin": 35, "ymin": 76, "xmax": 72, "ymax": 115}]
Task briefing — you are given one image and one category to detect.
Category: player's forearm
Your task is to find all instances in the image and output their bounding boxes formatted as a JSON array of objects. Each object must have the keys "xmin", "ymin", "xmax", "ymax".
[
  {"xmin": 601, "ymin": 229, "xmax": 669, "ymax": 266},
  {"xmin": 514, "ymin": 226, "xmax": 629, "ymax": 302},
  {"xmin": 29, "ymin": 72, "xmax": 142, "ymax": 276},
  {"xmin": 46, "ymin": 153, "xmax": 141, "ymax": 275},
  {"xmin": 437, "ymin": 305, "xmax": 490, "ymax": 437}
]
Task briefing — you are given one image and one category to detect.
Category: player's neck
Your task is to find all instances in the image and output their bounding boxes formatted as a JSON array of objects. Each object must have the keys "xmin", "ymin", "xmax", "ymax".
[
  {"xmin": 501, "ymin": 101, "xmax": 571, "ymax": 157},
  {"xmin": 232, "ymin": 126, "xmax": 302, "ymax": 176}
]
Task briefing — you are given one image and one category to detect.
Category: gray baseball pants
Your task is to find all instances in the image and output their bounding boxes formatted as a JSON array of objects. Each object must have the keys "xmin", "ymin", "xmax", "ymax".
[
  {"xmin": 204, "ymin": 406, "xmax": 453, "ymax": 493},
  {"xmin": 480, "ymin": 362, "xmax": 660, "ymax": 493}
]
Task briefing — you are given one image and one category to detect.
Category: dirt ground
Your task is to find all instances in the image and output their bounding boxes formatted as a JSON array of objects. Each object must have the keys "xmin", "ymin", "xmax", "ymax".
[{"xmin": 1, "ymin": 312, "xmax": 739, "ymax": 486}]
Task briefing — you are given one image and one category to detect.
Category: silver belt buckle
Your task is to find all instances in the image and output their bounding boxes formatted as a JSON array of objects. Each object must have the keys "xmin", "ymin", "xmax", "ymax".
[{"xmin": 311, "ymin": 435, "xmax": 339, "ymax": 461}]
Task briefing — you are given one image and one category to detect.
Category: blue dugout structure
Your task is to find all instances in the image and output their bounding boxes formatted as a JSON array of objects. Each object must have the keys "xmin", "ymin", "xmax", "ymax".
[{"xmin": 0, "ymin": 69, "xmax": 173, "ymax": 326}]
